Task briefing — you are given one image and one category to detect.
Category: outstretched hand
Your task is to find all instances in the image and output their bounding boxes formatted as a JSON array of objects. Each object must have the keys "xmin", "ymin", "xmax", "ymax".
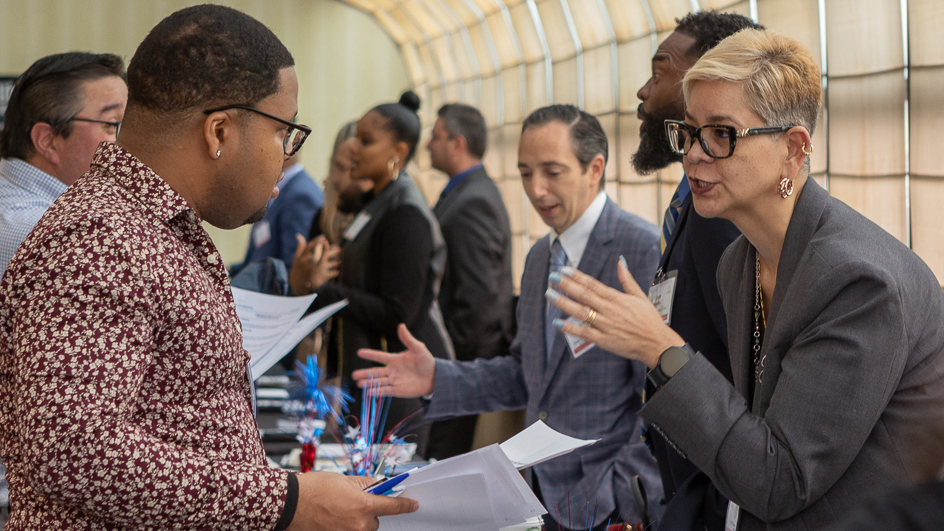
[
  {"xmin": 287, "ymin": 471, "xmax": 418, "ymax": 531},
  {"xmin": 547, "ymin": 259, "xmax": 683, "ymax": 368},
  {"xmin": 353, "ymin": 324, "xmax": 436, "ymax": 398}
]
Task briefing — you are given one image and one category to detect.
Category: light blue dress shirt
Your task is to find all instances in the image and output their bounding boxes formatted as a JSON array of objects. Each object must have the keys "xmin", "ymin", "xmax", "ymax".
[{"xmin": 0, "ymin": 158, "xmax": 68, "ymax": 279}]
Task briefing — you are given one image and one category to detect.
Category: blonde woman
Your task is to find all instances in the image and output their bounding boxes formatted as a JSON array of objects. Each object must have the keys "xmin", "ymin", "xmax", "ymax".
[{"xmin": 548, "ymin": 29, "xmax": 944, "ymax": 530}]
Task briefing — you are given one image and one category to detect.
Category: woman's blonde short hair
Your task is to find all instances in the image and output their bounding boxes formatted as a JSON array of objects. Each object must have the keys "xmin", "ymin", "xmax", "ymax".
[{"xmin": 683, "ymin": 29, "xmax": 822, "ymax": 135}]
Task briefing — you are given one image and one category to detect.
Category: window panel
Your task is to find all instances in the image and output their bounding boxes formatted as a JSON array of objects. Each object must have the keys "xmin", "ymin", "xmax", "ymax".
[
  {"xmin": 509, "ymin": 2, "xmax": 545, "ymax": 63},
  {"xmin": 458, "ymin": 78, "xmax": 478, "ymax": 103},
  {"xmin": 828, "ymin": 71, "xmax": 906, "ymax": 177},
  {"xmin": 648, "ymin": 0, "xmax": 697, "ymax": 32},
  {"xmin": 583, "ymin": 45, "xmax": 616, "ymax": 114},
  {"xmin": 486, "ymin": 11, "xmax": 522, "ymax": 68},
  {"xmin": 502, "ymin": 123, "xmax": 522, "ymax": 177},
  {"xmin": 375, "ymin": 9, "xmax": 410, "ymax": 44},
  {"xmin": 392, "ymin": 7, "xmax": 429, "ymax": 42},
  {"xmin": 566, "ymin": 0, "xmax": 611, "ymax": 49},
  {"xmin": 910, "ymin": 67, "xmax": 944, "ymax": 177},
  {"xmin": 481, "ymin": 74, "xmax": 501, "ymax": 126},
  {"xmin": 526, "ymin": 60, "xmax": 550, "ymax": 112},
  {"xmin": 809, "ymin": 110, "xmax": 827, "ymax": 176},
  {"xmin": 404, "ymin": 0, "xmax": 446, "ymax": 37},
  {"xmin": 618, "ymin": 37, "xmax": 653, "ymax": 113},
  {"xmin": 430, "ymin": 86, "xmax": 444, "ymax": 117},
  {"xmin": 911, "ymin": 0, "xmax": 944, "ymax": 66},
  {"xmin": 401, "ymin": 42, "xmax": 427, "ymax": 85},
  {"xmin": 417, "ymin": 0, "xmax": 460, "ymax": 33},
  {"xmin": 501, "ymin": 176, "xmax": 525, "ymax": 234},
  {"xmin": 552, "ymin": 57, "xmax": 578, "ymax": 104},
  {"xmin": 418, "ymin": 42, "xmax": 443, "ymax": 88},
  {"xmin": 432, "ymin": 36, "xmax": 459, "ymax": 82},
  {"xmin": 503, "ymin": 65, "xmax": 525, "ymax": 122},
  {"xmin": 444, "ymin": 0, "xmax": 482, "ymax": 26},
  {"xmin": 603, "ymin": 0, "xmax": 650, "ymax": 42},
  {"xmin": 484, "ymin": 124, "xmax": 505, "ymax": 173},
  {"xmin": 449, "ymin": 32, "xmax": 477, "ymax": 79},
  {"xmin": 910, "ymin": 177, "xmax": 944, "ymax": 283},
  {"xmin": 536, "ymin": 0, "xmax": 576, "ymax": 60},
  {"xmin": 826, "ymin": 0, "xmax": 903, "ymax": 76},
  {"xmin": 619, "ymin": 182, "xmax": 660, "ymax": 226},
  {"xmin": 829, "ymin": 175, "xmax": 907, "ymax": 243},
  {"xmin": 468, "ymin": 22, "xmax": 499, "ymax": 75},
  {"xmin": 471, "ymin": 0, "xmax": 503, "ymax": 16},
  {"xmin": 618, "ymin": 113, "xmax": 645, "ymax": 182},
  {"xmin": 598, "ymin": 112, "xmax": 618, "ymax": 181},
  {"xmin": 703, "ymin": 0, "xmax": 750, "ymax": 15},
  {"xmin": 757, "ymin": 0, "xmax": 822, "ymax": 70},
  {"xmin": 445, "ymin": 81, "xmax": 460, "ymax": 101}
]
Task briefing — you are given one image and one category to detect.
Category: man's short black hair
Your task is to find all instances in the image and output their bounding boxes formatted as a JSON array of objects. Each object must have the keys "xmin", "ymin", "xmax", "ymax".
[
  {"xmin": 437, "ymin": 103, "xmax": 487, "ymax": 159},
  {"xmin": 0, "ymin": 52, "xmax": 125, "ymax": 160},
  {"xmin": 127, "ymin": 4, "xmax": 294, "ymax": 114},
  {"xmin": 675, "ymin": 11, "xmax": 764, "ymax": 59},
  {"xmin": 522, "ymin": 104, "xmax": 608, "ymax": 188}
]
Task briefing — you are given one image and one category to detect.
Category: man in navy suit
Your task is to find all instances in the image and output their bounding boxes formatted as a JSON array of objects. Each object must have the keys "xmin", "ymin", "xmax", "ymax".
[
  {"xmin": 231, "ymin": 152, "xmax": 323, "ymax": 274},
  {"xmin": 632, "ymin": 12, "xmax": 760, "ymax": 531},
  {"xmin": 354, "ymin": 104, "xmax": 662, "ymax": 530}
]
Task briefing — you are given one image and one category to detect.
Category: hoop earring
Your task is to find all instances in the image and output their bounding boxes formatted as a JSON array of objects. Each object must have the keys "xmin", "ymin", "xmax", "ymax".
[
  {"xmin": 216, "ymin": 150, "xmax": 221, "ymax": 158},
  {"xmin": 801, "ymin": 143, "xmax": 813, "ymax": 156},
  {"xmin": 388, "ymin": 158, "xmax": 399, "ymax": 180},
  {"xmin": 779, "ymin": 177, "xmax": 794, "ymax": 199}
]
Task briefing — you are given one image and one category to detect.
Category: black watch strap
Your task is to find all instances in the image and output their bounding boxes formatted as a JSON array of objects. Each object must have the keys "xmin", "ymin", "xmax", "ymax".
[{"xmin": 647, "ymin": 343, "xmax": 695, "ymax": 389}]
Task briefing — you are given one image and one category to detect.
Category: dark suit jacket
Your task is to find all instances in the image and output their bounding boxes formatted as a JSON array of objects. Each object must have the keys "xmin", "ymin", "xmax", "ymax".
[
  {"xmin": 433, "ymin": 166, "xmax": 514, "ymax": 362},
  {"xmin": 641, "ymin": 179, "xmax": 944, "ymax": 530},
  {"xmin": 426, "ymin": 197, "xmax": 664, "ymax": 527},
  {"xmin": 648, "ymin": 188, "xmax": 740, "ymax": 531}
]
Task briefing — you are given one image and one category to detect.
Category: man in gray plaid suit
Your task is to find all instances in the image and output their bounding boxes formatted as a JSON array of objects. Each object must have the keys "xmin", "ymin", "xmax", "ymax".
[{"xmin": 355, "ymin": 104, "xmax": 662, "ymax": 530}]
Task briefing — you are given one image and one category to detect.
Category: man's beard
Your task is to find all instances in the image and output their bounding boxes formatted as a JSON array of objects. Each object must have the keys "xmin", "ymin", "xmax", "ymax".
[
  {"xmin": 632, "ymin": 104, "xmax": 683, "ymax": 175},
  {"xmin": 242, "ymin": 204, "xmax": 268, "ymax": 226}
]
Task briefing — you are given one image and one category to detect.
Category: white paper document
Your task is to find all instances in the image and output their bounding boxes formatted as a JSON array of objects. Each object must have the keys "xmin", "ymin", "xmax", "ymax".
[
  {"xmin": 230, "ymin": 287, "xmax": 347, "ymax": 379},
  {"xmin": 499, "ymin": 420, "xmax": 599, "ymax": 470},
  {"xmin": 379, "ymin": 444, "xmax": 545, "ymax": 531}
]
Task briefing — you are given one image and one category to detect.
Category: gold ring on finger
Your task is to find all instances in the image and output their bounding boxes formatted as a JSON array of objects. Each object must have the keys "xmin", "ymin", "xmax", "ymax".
[{"xmin": 584, "ymin": 308, "xmax": 597, "ymax": 326}]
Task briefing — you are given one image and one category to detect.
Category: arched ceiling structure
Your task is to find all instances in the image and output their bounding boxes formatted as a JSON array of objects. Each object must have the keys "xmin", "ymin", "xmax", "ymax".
[{"xmin": 333, "ymin": 0, "xmax": 944, "ymax": 286}]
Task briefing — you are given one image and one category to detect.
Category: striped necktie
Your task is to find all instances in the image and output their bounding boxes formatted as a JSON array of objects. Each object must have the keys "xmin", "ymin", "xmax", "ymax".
[
  {"xmin": 546, "ymin": 238, "xmax": 568, "ymax": 359},
  {"xmin": 661, "ymin": 177, "xmax": 691, "ymax": 252}
]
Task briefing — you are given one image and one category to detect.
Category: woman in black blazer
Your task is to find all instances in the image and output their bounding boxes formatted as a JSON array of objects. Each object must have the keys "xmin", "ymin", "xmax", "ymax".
[{"xmin": 548, "ymin": 29, "xmax": 944, "ymax": 530}]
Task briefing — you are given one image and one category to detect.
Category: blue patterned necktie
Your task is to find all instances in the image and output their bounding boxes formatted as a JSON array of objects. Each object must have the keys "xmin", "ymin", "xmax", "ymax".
[
  {"xmin": 546, "ymin": 238, "xmax": 568, "ymax": 359},
  {"xmin": 661, "ymin": 177, "xmax": 691, "ymax": 252}
]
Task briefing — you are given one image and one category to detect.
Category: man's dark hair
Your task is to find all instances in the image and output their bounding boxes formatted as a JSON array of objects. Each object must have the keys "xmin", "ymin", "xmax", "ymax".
[
  {"xmin": 0, "ymin": 53, "xmax": 125, "ymax": 160},
  {"xmin": 522, "ymin": 104, "xmax": 608, "ymax": 188},
  {"xmin": 126, "ymin": 4, "xmax": 293, "ymax": 115},
  {"xmin": 437, "ymin": 103, "xmax": 487, "ymax": 159},
  {"xmin": 675, "ymin": 11, "xmax": 764, "ymax": 59},
  {"xmin": 373, "ymin": 91, "xmax": 422, "ymax": 164}
]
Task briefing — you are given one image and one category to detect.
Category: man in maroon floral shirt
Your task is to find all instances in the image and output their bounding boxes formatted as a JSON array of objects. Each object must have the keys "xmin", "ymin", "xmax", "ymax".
[{"xmin": 0, "ymin": 5, "xmax": 417, "ymax": 531}]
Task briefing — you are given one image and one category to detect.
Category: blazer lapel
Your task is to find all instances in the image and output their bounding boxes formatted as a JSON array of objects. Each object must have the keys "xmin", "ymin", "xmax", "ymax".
[
  {"xmin": 433, "ymin": 166, "xmax": 486, "ymax": 217},
  {"xmin": 539, "ymin": 198, "xmax": 618, "ymax": 393}
]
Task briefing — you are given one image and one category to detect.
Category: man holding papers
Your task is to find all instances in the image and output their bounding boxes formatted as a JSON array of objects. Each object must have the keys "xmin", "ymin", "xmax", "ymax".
[
  {"xmin": 0, "ymin": 6, "xmax": 416, "ymax": 531},
  {"xmin": 355, "ymin": 104, "xmax": 662, "ymax": 530}
]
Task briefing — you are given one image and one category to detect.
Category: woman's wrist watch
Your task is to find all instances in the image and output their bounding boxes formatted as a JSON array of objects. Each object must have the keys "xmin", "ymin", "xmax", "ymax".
[{"xmin": 647, "ymin": 343, "xmax": 695, "ymax": 389}]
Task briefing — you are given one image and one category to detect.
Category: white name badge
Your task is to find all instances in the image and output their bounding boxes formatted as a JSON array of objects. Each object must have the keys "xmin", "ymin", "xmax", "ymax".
[
  {"xmin": 564, "ymin": 316, "xmax": 596, "ymax": 358},
  {"xmin": 343, "ymin": 211, "xmax": 372, "ymax": 241},
  {"xmin": 648, "ymin": 270, "xmax": 678, "ymax": 326},
  {"xmin": 725, "ymin": 502, "xmax": 740, "ymax": 531},
  {"xmin": 252, "ymin": 220, "xmax": 271, "ymax": 248}
]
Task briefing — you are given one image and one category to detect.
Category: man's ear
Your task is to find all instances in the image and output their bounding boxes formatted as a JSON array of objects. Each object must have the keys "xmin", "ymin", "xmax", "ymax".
[
  {"xmin": 453, "ymin": 134, "xmax": 468, "ymax": 156},
  {"xmin": 203, "ymin": 110, "xmax": 231, "ymax": 160},
  {"xmin": 588, "ymin": 152, "xmax": 606, "ymax": 189},
  {"xmin": 29, "ymin": 122, "xmax": 60, "ymax": 166}
]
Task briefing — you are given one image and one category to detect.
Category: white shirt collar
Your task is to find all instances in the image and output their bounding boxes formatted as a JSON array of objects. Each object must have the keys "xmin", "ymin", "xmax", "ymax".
[{"xmin": 551, "ymin": 191, "xmax": 607, "ymax": 268}]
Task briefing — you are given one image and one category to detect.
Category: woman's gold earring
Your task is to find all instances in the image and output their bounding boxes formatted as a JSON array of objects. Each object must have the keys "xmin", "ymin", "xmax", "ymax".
[
  {"xmin": 779, "ymin": 177, "xmax": 794, "ymax": 199},
  {"xmin": 388, "ymin": 158, "xmax": 399, "ymax": 180},
  {"xmin": 801, "ymin": 143, "xmax": 813, "ymax": 156}
]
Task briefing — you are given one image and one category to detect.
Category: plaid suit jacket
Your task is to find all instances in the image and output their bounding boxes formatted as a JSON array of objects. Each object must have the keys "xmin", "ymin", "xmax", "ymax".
[{"xmin": 426, "ymin": 197, "xmax": 663, "ymax": 527}]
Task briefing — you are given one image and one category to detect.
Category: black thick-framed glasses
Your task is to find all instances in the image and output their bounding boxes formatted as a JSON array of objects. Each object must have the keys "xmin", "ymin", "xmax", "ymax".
[
  {"xmin": 665, "ymin": 120, "xmax": 795, "ymax": 159},
  {"xmin": 203, "ymin": 104, "xmax": 311, "ymax": 157},
  {"xmin": 67, "ymin": 117, "xmax": 122, "ymax": 135}
]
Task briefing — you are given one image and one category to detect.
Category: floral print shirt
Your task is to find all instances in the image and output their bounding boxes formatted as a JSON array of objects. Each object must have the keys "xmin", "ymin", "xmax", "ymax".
[{"xmin": 0, "ymin": 143, "xmax": 287, "ymax": 530}]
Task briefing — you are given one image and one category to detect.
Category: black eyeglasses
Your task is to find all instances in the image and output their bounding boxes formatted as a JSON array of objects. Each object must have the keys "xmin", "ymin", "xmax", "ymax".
[
  {"xmin": 203, "ymin": 104, "xmax": 311, "ymax": 157},
  {"xmin": 68, "ymin": 117, "xmax": 122, "ymax": 135},
  {"xmin": 665, "ymin": 120, "xmax": 795, "ymax": 159}
]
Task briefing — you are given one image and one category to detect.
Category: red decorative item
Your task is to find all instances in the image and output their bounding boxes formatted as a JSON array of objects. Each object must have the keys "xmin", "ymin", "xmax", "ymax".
[{"xmin": 300, "ymin": 441, "xmax": 317, "ymax": 473}]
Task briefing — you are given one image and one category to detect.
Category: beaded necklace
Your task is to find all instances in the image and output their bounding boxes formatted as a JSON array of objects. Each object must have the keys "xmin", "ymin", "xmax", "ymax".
[{"xmin": 753, "ymin": 250, "xmax": 768, "ymax": 383}]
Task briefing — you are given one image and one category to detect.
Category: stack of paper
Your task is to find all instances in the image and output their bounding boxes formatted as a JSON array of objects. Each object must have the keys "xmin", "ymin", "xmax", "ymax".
[
  {"xmin": 230, "ymin": 287, "xmax": 347, "ymax": 379},
  {"xmin": 377, "ymin": 421, "xmax": 598, "ymax": 531}
]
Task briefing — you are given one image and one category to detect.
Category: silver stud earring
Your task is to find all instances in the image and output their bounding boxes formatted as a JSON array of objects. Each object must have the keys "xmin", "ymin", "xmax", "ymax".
[{"xmin": 216, "ymin": 150, "xmax": 221, "ymax": 158}]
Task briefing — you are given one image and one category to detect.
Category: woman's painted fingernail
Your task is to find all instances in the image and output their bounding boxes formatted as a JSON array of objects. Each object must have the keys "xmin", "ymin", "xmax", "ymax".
[
  {"xmin": 549, "ymin": 272, "xmax": 562, "ymax": 284},
  {"xmin": 619, "ymin": 255, "xmax": 628, "ymax": 270},
  {"xmin": 561, "ymin": 266, "xmax": 575, "ymax": 277},
  {"xmin": 545, "ymin": 288, "xmax": 560, "ymax": 301},
  {"xmin": 553, "ymin": 318, "xmax": 565, "ymax": 329}
]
